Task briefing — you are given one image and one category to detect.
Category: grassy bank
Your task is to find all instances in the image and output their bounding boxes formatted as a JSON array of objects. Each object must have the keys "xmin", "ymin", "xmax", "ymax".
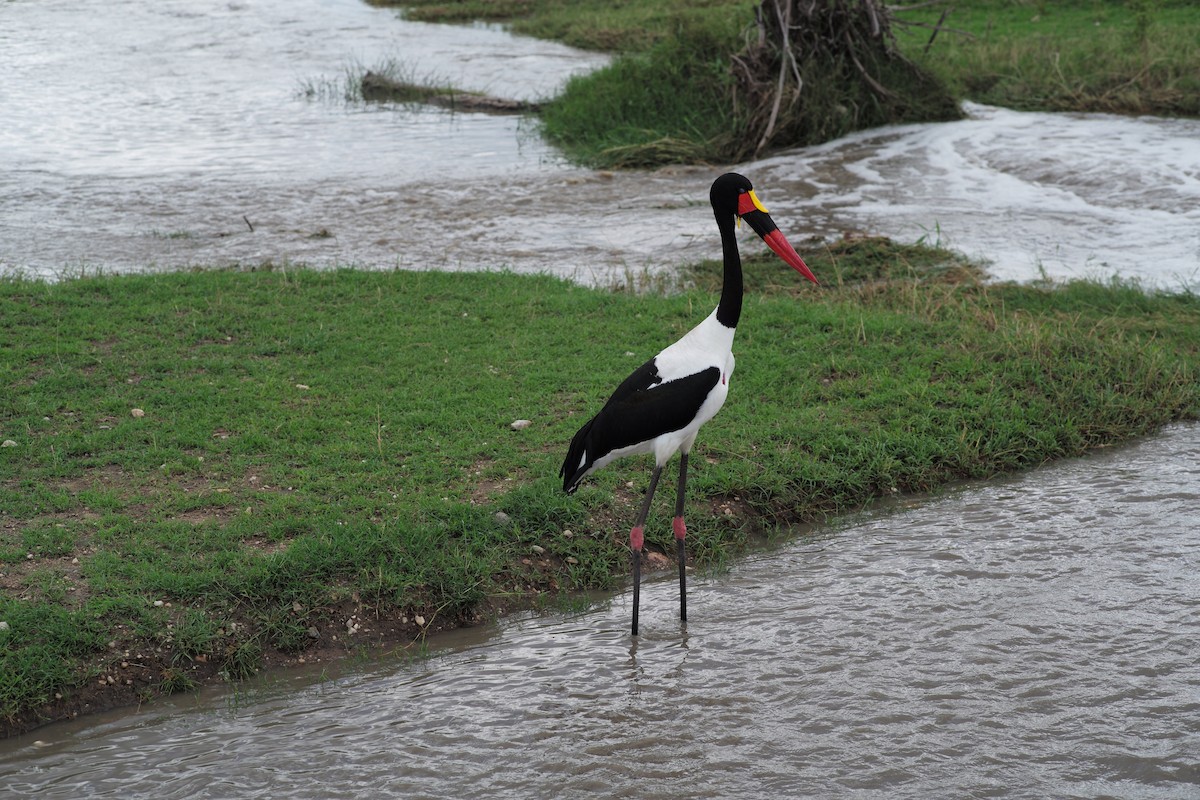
[
  {"xmin": 3, "ymin": 247, "xmax": 1199, "ymax": 734},
  {"xmin": 394, "ymin": 0, "xmax": 1200, "ymax": 167},
  {"xmin": 897, "ymin": 1, "xmax": 1200, "ymax": 117}
]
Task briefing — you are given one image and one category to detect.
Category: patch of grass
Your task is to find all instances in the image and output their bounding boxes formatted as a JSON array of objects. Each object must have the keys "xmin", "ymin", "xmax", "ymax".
[
  {"xmin": 895, "ymin": 0, "xmax": 1200, "ymax": 117},
  {"xmin": 540, "ymin": 25, "xmax": 741, "ymax": 168},
  {"xmin": 0, "ymin": 602, "xmax": 106, "ymax": 722},
  {"xmin": 158, "ymin": 668, "xmax": 197, "ymax": 696},
  {"xmin": 395, "ymin": 0, "xmax": 755, "ymax": 53},
  {"xmin": 171, "ymin": 609, "xmax": 222, "ymax": 663},
  {"xmin": 539, "ymin": 11, "xmax": 959, "ymax": 168},
  {"xmin": 20, "ymin": 522, "xmax": 78, "ymax": 559},
  {"xmin": 1, "ymin": 256, "xmax": 1197, "ymax": 733},
  {"xmin": 221, "ymin": 636, "xmax": 262, "ymax": 682}
]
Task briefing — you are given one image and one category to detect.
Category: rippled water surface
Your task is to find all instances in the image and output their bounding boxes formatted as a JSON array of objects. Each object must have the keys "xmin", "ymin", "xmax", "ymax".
[
  {"xmin": 3, "ymin": 424, "xmax": 1197, "ymax": 798},
  {"xmin": 3, "ymin": 0, "xmax": 1199, "ymax": 286}
]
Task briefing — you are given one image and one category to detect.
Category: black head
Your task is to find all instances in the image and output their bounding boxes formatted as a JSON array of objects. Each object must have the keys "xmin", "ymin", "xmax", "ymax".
[
  {"xmin": 709, "ymin": 172, "xmax": 755, "ymax": 222},
  {"xmin": 707, "ymin": 172, "xmax": 819, "ymax": 285}
]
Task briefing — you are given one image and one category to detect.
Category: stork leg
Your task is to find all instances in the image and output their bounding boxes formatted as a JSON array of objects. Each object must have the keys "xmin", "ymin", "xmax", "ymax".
[
  {"xmin": 630, "ymin": 464, "xmax": 663, "ymax": 636},
  {"xmin": 673, "ymin": 452, "xmax": 689, "ymax": 623}
]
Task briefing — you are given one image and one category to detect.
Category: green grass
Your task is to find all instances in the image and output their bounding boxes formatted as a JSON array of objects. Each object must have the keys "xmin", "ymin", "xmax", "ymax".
[
  {"xmin": 539, "ymin": 26, "xmax": 743, "ymax": 168},
  {"xmin": 395, "ymin": 0, "xmax": 757, "ymax": 53},
  {"xmin": 1, "ymin": 253, "xmax": 1198, "ymax": 733},
  {"xmin": 393, "ymin": 0, "xmax": 1199, "ymax": 167},
  {"xmin": 896, "ymin": 0, "xmax": 1200, "ymax": 117}
]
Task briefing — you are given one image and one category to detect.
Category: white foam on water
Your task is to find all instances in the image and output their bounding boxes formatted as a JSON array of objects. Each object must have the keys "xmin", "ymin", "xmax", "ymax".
[{"xmin": 755, "ymin": 103, "xmax": 1200, "ymax": 289}]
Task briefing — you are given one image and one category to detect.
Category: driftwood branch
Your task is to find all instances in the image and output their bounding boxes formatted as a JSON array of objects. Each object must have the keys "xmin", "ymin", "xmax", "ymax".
[
  {"xmin": 923, "ymin": 7, "xmax": 953, "ymax": 54},
  {"xmin": 756, "ymin": 0, "xmax": 794, "ymax": 155}
]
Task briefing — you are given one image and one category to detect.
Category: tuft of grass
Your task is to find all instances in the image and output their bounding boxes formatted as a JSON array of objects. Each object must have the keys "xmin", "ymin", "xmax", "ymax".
[
  {"xmin": 159, "ymin": 668, "xmax": 197, "ymax": 696},
  {"xmin": 171, "ymin": 609, "xmax": 222, "ymax": 664},
  {"xmin": 221, "ymin": 637, "xmax": 262, "ymax": 682},
  {"xmin": 297, "ymin": 57, "xmax": 456, "ymax": 105}
]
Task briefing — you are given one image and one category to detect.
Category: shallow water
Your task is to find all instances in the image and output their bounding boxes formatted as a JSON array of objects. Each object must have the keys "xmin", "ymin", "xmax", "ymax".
[
  {"xmin": 3, "ymin": 0, "xmax": 1199, "ymax": 287},
  {"xmin": 3, "ymin": 424, "xmax": 1197, "ymax": 798}
]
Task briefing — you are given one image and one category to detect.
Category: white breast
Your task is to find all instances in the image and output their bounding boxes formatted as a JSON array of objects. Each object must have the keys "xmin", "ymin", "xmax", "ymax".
[{"xmin": 649, "ymin": 309, "xmax": 737, "ymax": 461}]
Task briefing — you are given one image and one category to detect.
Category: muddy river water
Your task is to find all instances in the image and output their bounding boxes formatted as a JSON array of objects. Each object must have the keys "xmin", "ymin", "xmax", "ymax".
[
  {"xmin": 2, "ymin": 424, "xmax": 1197, "ymax": 797},
  {"xmin": 2, "ymin": 1, "xmax": 1199, "ymax": 795},
  {"xmin": 2, "ymin": 0, "xmax": 1198, "ymax": 287}
]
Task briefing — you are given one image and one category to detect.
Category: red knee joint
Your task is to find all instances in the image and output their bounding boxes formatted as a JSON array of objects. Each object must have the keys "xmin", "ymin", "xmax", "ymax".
[
  {"xmin": 673, "ymin": 516, "xmax": 687, "ymax": 540},
  {"xmin": 630, "ymin": 526, "xmax": 644, "ymax": 551}
]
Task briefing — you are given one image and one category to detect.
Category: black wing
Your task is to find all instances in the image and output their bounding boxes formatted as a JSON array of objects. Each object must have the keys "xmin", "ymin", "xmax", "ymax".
[{"xmin": 560, "ymin": 361, "xmax": 720, "ymax": 493}]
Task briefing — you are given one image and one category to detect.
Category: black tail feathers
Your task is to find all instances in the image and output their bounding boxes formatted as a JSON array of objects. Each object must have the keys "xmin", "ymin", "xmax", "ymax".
[{"xmin": 560, "ymin": 417, "xmax": 596, "ymax": 493}]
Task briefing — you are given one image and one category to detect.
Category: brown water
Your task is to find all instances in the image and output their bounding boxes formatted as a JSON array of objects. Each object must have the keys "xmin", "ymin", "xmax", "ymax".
[{"xmin": 2, "ymin": 424, "xmax": 1197, "ymax": 798}]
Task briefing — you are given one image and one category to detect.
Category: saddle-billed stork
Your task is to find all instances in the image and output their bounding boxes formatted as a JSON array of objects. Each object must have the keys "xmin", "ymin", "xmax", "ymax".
[{"xmin": 560, "ymin": 172, "xmax": 819, "ymax": 635}]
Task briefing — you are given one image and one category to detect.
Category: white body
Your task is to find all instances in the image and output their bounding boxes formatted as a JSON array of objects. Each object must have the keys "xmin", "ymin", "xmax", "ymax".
[{"xmin": 586, "ymin": 308, "xmax": 736, "ymax": 474}]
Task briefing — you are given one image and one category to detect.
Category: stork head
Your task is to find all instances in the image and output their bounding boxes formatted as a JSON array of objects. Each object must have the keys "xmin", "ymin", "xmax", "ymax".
[{"xmin": 710, "ymin": 172, "xmax": 819, "ymax": 285}]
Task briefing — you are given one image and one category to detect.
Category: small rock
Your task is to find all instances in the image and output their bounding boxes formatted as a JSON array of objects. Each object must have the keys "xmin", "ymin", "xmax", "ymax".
[
  {"xmin": 295, "ymin": 384, "xmax": 310, "ymax": 390},
  {"xmin": 1, "ymin": 440, "xmax": 16, "ymax": 448},
  {"xmin": 153, "ymin": 600, "xmax": 164, "ymax": 607},
  {"xmin": 130, "ymin": 408, "xmax": 145, "ymax": 418},
  {"xmin": 292, "ymin": 601, "xmax": 304, "ymax": 613},
  {"xmin": 566, "ymin": 557, "xmax": 579, "ymax": 565},
  {"xmin": 562, "ymin": 529, "xmax": 573, "ymax": 538},
  {"xmin": 646, "ymin": 552, "xmax": 670, "ymax": 568},
  {"xmin": 530, "ymin": 545, "xmax": 545, "ymax": 555},
  {"xmin": 494, "ymin": 511, "xmax": 511, "ymax": 525},
  {"xmin": 307, "ymin": 626, "xmax": 320, "ymax": 639},
  {"xmin": 414, "ymin": 615, "xmax": 426, "ymax": 626},
  {"xmin": 0, "ymin": 621, "xmax": 9, "ymax": 631},
  {"xmin": 510, "ymin": 419, "xmax": 531, "ymax": 431}
]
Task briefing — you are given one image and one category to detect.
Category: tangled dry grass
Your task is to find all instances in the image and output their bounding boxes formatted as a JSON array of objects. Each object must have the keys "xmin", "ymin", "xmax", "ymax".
[{"xmin": 731, "ymin": 0, "xmax": 961, "ymax": 159}]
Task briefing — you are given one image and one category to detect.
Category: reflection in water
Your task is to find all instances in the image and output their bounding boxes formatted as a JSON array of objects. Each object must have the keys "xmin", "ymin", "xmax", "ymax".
[
  {"xmin": 2, "ymin": 425, "xmax": 1197, "ymax": 798},
  {"xmin": 2, "ymin": 1, "xmax": 1198, "ymax": 287}
]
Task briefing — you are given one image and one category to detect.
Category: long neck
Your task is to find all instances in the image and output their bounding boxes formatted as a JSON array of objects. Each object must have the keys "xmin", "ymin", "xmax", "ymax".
[{"xmin": 714, "ymin": 215, "xmax": 743, "ymax": 329}]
